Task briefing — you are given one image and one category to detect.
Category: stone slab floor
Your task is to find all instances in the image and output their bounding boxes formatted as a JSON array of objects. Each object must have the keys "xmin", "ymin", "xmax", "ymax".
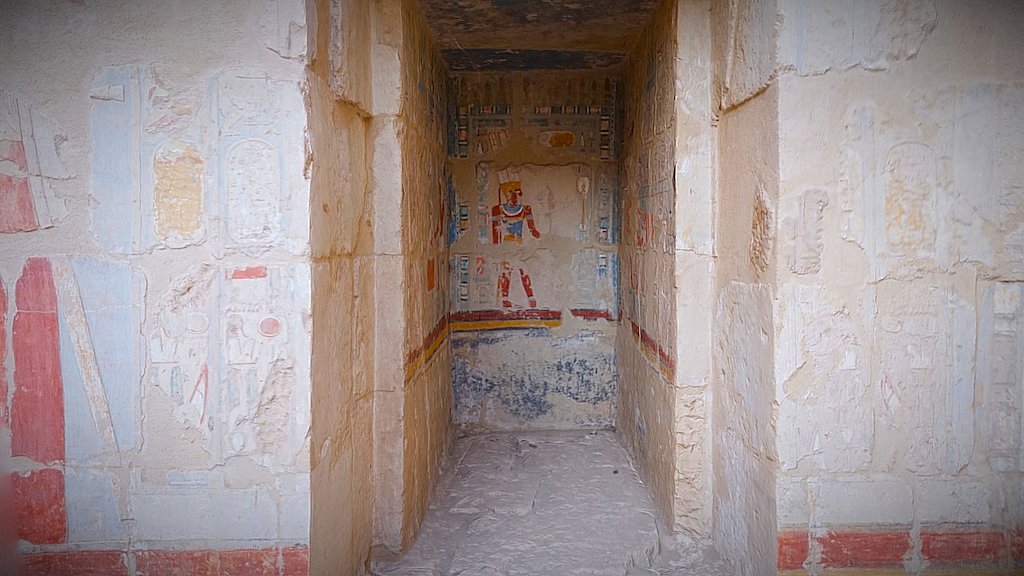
[{"xmin": 372, "ymin": 430, "xmax": 730, "ymax": 576}]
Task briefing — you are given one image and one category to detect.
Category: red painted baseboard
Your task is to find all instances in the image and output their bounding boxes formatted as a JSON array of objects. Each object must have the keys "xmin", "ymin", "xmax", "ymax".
[
  {"xmin": 819, "ymin": 531, "xmax": 911, "ymax": 568},
  {"xmin": 20, "ymin": 547, "xmax": 309, "ymax": 576},
  {"xmin": 778, "ymin": 529, "xmax": 1021, "ymax": 571}
]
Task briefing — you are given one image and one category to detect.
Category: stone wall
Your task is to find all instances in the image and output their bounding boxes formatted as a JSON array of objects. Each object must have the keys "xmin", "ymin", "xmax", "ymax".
[
  {"xmin": 617, "ymin": 0, "xmax": 679, "ymax": 528},
  {"xmin": 671, "ymin": 0, "xmax": 716, "ymax": 539},
  {"xmin": 2, "ymin": 0, "xmax": 312, "ymax": 573},
  {"xmin": 710, "ymin": 0, "xmax": 780, "ymax": 573},
  {"xmin": 308, "ymin": 0, "xmax": 374, "ymax": 573},
  {"xmin": 449, "ymin": 73, "xmax": 620, "ymax": 431},
  {"xmin": 397, "ymin": 0, "xmax": 453, "ymax": 553},
  {"xmin": 774, "ymin": 0, "xmax": 1024, "ymax": 572}
]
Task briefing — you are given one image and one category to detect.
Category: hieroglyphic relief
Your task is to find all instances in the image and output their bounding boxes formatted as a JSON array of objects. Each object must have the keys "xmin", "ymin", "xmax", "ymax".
[
  {"xmin": 840, "ymin": 101, "xmax": 951, "ymax": 280},
  {"xmin": 522, "ymin": 104, "xmax": 613, "ymax": 160},
  {"xmin": 775, "ymin": 285, "xmax": 873, "ymax": 473},
  {"xmin": 220, "ymin": 266, "xmax": 297, "ymax": 460},
  {"xmin": 455, "ymin": 104, "xmax": 511, "ymax": 159},
  {"xmin": 884, "ymin": 142, "xmax": 937, "ymax": 256},
  {"xmin": 225, "ymin": 140, "xmax": 280, "ymax": 245},
  {"xmin": 572, "ymin": 249, "xmax": 618, "ymax": 319},
  {"xmin": 981, "ymin": 281, "xmax": 1024, "ymax": 472},
  {"xmin": 788, "ymin": 189, "xmax": 830, "ymax": 275},
  {"xmin": 452, "ymin": 251, "xmax": 558, "ymax": 313},
  {"xmin": 216, "ymin": 73, "xmax": 290, "ymax": 251},
  {"xmin": 91, "ymin": 67, "xmax": 206, "ymax": 252},
  {"xmin": 91, "ymin": 67, "xmax": 304, "ymax": 254},
  {"xmin": 875, "ymin": 282, "xmax": 975, "ymax": 475},
  {"xmin": 146, "ymin": 263, "xmax": 310, "ymax": 464},
  {"xmin": 148, "ymin": 265, "xmax": 216, "ymax": 432}
]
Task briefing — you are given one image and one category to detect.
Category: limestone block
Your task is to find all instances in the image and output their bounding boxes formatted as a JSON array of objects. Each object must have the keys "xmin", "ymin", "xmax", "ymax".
[
  {"xmin": 775, "ymin": 284, "xmax": 873, "ymax": 473},
  {"xmin": 778, "ymin": 0, "xmax": 937, "ymax": 76},
  {"xmin": 713, "ymin": 282, "xmax": 776, "ymax": 575},
  {"xmin": 814, "ymin": 478, "xmax": 913, "ymax": 526},
  {"xmin": 372, "ymin": 116, "xmax": 403, "ymax": 256},
  {"xmin": 917, "ymin": 479, "xmax": 991, "ymax": 525},
  {"xmin": 131, "ymin": 485, "xmax": 279, "ymax": 541},
  {"xmin": 675, "ymin": 251, "xmax": 713, "ymax": 388},
  {"xmin": 714, "ymin": 0, "xmax": 776, "ymax": 111},
  {"xmin": 777, "ymin": 477, "xmax": 808, "ymax": 528},
  {"xmin": 328, "ymin": 0, "xmax": 372, "ymax": 110}
]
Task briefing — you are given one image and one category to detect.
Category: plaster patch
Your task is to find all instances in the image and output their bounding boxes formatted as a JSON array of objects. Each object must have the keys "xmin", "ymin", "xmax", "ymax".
[{"xmin": 153, "ymin": 143, "xmax": 204, "ymax": 248}]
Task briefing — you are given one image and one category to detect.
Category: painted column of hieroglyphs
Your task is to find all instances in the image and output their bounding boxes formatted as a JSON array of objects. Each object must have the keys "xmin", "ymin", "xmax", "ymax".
[
  {"xmin": 773, "ymin": 0, "xmax": 1024, "ymax": 572},
  {"xmin": 448, "ymin": 72, "xmax": 620, "ymax": 431},
  {"xmin": 2, "ymin": 1, "xmax": 312, "ymax": 573},
  {"xmin": 617, "ymin": 0, "xmax": 680, "ymax": 529}
]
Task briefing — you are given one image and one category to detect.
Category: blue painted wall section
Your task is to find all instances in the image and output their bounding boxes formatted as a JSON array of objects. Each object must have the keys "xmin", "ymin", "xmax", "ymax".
[{"xmin": 452, "ymin": 330, "xmax": 616, "ymax": 429}]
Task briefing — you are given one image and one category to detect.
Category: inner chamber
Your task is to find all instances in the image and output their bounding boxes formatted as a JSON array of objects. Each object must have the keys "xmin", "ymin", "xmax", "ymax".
[{"xmin": 386, "ymin": 0, "xmax": 685, "ymax": 570}]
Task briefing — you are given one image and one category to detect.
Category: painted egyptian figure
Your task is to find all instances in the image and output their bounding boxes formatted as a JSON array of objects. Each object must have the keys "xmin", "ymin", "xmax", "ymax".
[
  {"xmin": 497, "ymin": 258, "xmax": 537, "ymax": 309},
  {"xmin": 490, "ymin": 179, "xmax": 540, "ymax": 244}
]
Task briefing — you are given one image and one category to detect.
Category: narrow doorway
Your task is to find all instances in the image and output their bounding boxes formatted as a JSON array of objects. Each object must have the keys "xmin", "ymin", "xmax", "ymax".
[{"xmin": 371, "ymin": 1, "xmax": 707, "ymax": 573}]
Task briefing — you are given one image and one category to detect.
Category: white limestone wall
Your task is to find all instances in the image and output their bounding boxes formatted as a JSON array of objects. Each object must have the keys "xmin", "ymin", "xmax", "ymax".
[
  {"xmin": 775, "ymin": 0, "xmax": 1024, "ymax": 569},
  {"xmin": 710, "ymin": 0, "xmax": 779, "ymax": 573},
  {"xmin": 1, "ymin": 0, "xmax": 312, "ymax": 568}
]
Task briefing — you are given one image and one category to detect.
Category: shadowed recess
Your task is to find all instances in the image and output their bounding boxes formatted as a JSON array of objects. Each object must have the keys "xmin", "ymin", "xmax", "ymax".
[
  {"xmin": 443, "ymin": 49, "xmax": 627, "ymax": 71},
  {"xmin": 419, "ymin": 0, "xmax": 659, "ymax": 69}
]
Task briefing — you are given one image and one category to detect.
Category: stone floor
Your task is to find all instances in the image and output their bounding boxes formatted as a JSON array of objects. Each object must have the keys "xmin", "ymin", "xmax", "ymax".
[{"xmin": 372, "ymin": 430, "xmax": 730, "ymax": 576}]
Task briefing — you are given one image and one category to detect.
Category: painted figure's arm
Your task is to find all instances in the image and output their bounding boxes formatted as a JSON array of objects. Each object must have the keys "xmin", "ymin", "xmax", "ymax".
[
  {"xmin": 490, "ymin": 206, "xmax": 502, "ymax": 244},
  {"xmin": 524, "ymin": 206, "xmax": 541, "ymax": 238}
]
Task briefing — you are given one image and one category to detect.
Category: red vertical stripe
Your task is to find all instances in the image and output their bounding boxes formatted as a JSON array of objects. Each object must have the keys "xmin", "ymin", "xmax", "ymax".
[
  {"xmin": 10, "ymin": 258, "xmax": 66, "ymax": 544},
  {"xmin": 0, "ymin": 275, "xmax": 8, "ymax": 428},
  {"xmin": 13, "ymin": 469, "xmax": 67, "ymax": 544},
  {"xmin": 0, "ymin": 141, "xmax": 39, "ymax": 233},
  {"xmin": 11, "ymin": 257, "xmax": 63, "ymax": 463}
]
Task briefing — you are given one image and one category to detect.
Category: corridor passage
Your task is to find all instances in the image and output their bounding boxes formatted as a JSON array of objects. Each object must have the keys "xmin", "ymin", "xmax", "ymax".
[{"xmin": 372, "ymin": 431, "xmax": 729, "ymax": 576}]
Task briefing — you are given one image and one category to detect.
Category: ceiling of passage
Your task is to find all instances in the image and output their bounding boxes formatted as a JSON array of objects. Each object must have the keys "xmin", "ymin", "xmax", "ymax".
[{"xmin": 417, "ymin": 0, "xmax": 660, "ymax": 71}]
